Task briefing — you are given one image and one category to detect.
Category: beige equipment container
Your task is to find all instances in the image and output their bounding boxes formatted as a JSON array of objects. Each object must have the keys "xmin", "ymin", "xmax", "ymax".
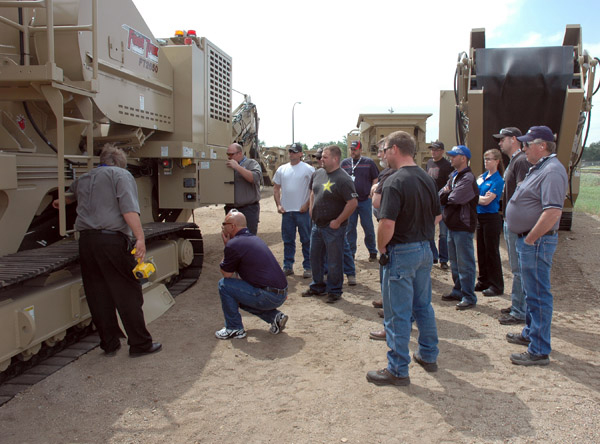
[
  {"xmin": 352, "ymin": 113, "xmax": 432, "ymax": 169},
  {"xmin": 259, "ymin": 146, "xmax": 290, "ymax": 186},
  {"xmin": 0, "ymin": 0, "xmax": 247, "ymax": 376},
  {"xmin": 439, "ymin": 25, "xmax": 596, "ymax": 230}
]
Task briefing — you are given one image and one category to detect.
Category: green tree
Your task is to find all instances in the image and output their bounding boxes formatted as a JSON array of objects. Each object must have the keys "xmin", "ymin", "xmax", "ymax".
[
  {"xmin": 582, "ymin": 141, "xmax": 600, "ymax": 161},
  {"xmin": 311, "ymin": 137, "xmax": 350, "ymax": 158}
]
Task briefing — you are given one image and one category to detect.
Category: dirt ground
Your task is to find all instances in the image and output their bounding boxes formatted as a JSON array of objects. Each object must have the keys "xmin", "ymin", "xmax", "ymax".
[{"xmin": 1, "ymin": 188, "xmax": 599, "ymax": 444}]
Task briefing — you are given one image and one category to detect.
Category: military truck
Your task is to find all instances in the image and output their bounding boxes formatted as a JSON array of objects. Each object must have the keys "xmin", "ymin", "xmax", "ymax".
[
  {"xmin": 438, "ymin": 25, "xmax": 596, "ymax": 229},
  {"xmin": 0, "ymin": 0, "xmax": 254, "ymax": 378},
  {"xmin": 351, "ymin": 113, "xmax": 433, "ymax": 169}
]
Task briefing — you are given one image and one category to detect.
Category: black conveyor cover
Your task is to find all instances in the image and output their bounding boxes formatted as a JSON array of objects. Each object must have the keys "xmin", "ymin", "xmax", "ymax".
[{"xmin": 475, "ymin": 46, "xmax": 575, "ymax": 148}]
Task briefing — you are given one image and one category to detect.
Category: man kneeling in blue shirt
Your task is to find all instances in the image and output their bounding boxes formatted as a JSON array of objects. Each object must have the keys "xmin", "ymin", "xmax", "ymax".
[{"xmin": 216, "ymin": 210, "xmax": 289, "ymax": 339}]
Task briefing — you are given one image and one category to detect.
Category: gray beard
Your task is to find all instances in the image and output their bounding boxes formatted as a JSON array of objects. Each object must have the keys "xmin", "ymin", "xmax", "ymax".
[{"xmin": 380, "ymin": 159, "xmax": 388, "ymax": 168}]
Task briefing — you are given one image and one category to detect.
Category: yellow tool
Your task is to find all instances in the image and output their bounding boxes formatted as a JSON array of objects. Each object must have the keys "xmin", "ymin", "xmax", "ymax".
[{"xmin": 131, "ymin": 248, "xmax": 156, "ymax": 280}]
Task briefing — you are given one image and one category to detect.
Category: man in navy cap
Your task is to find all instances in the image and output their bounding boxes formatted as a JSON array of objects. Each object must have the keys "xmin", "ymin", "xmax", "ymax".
[
  {"xmin": 505, "ymin": 126, "xmax": 567, "ymax": 366},
  {"xmin": 438, "ymin": 146, "xmax": 479, "ymax": 310}
]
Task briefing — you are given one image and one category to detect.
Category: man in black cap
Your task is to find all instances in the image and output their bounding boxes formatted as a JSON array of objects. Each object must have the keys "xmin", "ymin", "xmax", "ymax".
[
  {"xmin": 426, "ymin": 141, "xmax": 453, "ymax": 270},
  {"xmin": 341, "ymin": 141, "xmax": 380, "ymax": 262},
  {"xmin": 505, "ymin": 126, "xmax": 567, "ymax": 366},
  {"xmin": 492, "ymin": 127, "xmax": 531, "ymax": 325},
  {"xmin": 273, "ymin": 142, "xmax": 315, "ymax": 277}
]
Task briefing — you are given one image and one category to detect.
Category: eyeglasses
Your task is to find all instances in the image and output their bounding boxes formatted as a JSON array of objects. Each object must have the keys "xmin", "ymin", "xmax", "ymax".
[
  {"xmin": 222, "ymin": 222, "xmax": 233, "ymax": 227},
  {"xmin": 226, "ymin": 152, "xmax": 239, "ymax": 157},
  {"xmin": 382, "ymin": 145, "xmax": 394, "ymax": 152}
]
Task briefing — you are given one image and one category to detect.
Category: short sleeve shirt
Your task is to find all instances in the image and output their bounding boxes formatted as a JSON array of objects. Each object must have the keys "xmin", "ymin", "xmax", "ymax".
[
  {"xmin": 311, "ymin": 168, "xmax": 358, "ymax": 227},
  {"xmin": 505, "ymin": 155, "xmax": 567, "ymax": 234},
  {"xmin": 234, "ymin": 157, "xmax": 262, "ymax": 206},
  {"xmin": 340, "ymin": 156, "xmax": 379, "ymax": 201},
  {"xmin": 379, "ymin": 166, "xmax": 441, "ymax": 245},
  {"xmin": 273, "ymin": 161, "xmax": 315, "ymax": 211},
  {"xmin": 220, "ymin": 228, "xmax": 287, "ymax": 289},
  {"xmin": 476, "ymin": 170, "xmax": 504, "ymax": 214},
  {"xmin": 503, "ymin": 150, "xmax": 531, "ymax": 205},
  {"xmin": 70, "ymin": 166, "xmax": 140, "ymax": 237},
  {"xmin": 426, "ymin": 157, "xmax": 454, "ymax": 192}
]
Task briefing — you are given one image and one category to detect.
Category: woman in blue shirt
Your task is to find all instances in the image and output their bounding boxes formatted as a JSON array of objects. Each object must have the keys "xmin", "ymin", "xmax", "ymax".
[{"xmin": 475, "ymin": 148, "xmax": 505, "ymax": 296}]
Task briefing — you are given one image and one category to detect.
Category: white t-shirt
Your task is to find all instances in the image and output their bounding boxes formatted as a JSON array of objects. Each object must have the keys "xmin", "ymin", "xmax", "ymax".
[{"xmin": 273, "ymin": 161, "xmax": 315, "ymax": 212}]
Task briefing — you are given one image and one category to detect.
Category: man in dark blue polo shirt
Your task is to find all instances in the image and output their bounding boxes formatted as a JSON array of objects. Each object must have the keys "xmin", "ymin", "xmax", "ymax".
[
  {"xmin": 216, "ymin": 210, "xmax": 288, "ymax": 339},
  {"xmin": 341, "ymin": 141, "xmax": 380, "ymax": 261}
]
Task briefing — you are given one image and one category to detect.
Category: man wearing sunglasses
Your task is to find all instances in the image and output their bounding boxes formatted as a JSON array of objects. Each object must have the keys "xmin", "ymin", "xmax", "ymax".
[
  {"xmin": 224, "ymin": 143, "xmax": 262, "ymax": 235},
  {"xmin": 216, "ymin": 210, "xmax": 288, "ymax": 340},
  {"xmin": 505, "ymin": 126, "xmax": 567, "ymax": 366}
]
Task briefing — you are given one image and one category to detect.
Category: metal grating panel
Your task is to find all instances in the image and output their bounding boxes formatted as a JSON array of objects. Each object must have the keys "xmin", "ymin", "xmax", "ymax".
[{"xmin": 208, "ymin": 48, "xmax": 232, "ymax": 123}]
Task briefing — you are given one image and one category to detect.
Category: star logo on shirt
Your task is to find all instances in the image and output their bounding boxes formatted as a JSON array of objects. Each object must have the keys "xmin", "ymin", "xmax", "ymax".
[{"xmin": 322, "ymin": 179, "xmax": 334, "ymax": 192}]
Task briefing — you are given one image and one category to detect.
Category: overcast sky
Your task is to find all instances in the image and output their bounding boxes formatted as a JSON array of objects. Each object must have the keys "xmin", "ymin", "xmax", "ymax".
[{"xmin": 132, "ymin": 0, "xmax": 600, "ymax": 148}]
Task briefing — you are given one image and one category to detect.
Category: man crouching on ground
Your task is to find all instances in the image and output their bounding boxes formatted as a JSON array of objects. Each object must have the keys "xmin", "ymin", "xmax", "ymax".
[
  {"xmin": 216, "ymin": 210, "xmax": 289, "ymax": 339},
  {"xmin": 366, "ymin": 131, "xmax": 441, "ymax": 386}
]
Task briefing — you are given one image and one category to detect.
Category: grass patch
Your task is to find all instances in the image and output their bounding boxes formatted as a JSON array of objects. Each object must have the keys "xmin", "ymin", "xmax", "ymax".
[{"xmin": 575, "ymin": 172, "xmax": 600, "ymax": 215}]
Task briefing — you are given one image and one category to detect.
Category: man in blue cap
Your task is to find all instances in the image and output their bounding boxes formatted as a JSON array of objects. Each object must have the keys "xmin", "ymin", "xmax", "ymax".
[
  {"xmin": 505, "ymin": 126, "xmax": 567, "ymax": 366},
  {"xmin": 438, "ymin": 145, "xmax": 479, "ymax": 310}
]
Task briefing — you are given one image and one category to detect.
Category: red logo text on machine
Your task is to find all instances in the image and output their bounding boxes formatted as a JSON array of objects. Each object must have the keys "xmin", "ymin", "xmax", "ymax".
[{"xmin": 122, "ymin": 25, "xmax": 159, "ymax": 73}]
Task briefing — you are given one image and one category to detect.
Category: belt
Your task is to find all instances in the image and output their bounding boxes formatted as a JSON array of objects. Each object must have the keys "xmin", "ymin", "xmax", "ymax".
[
  {"xmin": 518, "ymin": 229, "xmax": 557, "ymax": 238},
  {"xmin": 262, "ymin": 286, "xmax": 287, "ymax": 296},
  {"xmin": 80, "ymin": 229, "xmax": 122, "ymax": 235}
]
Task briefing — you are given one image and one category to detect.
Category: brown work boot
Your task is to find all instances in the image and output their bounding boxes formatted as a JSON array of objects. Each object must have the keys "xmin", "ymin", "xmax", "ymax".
[
  {"xmin": 372, "ymin": 299, "xmax": 383, "ymax": 308},
  {"xmin": 369, "ymin": 329, "xmax": 386, "ymax": 341},
  {"xmin": 366, "ymin": 368, "xmax": 410, "ymax": 386}
]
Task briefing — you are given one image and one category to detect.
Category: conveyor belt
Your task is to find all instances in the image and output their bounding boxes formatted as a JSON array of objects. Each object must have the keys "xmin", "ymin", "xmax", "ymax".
[{"xmin": 0, "ymin": 222, "xmax": 197, "ymax": 291}]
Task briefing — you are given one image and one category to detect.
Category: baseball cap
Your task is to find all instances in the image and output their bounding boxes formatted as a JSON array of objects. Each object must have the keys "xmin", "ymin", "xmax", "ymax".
[
  {"xmin": 517, "ymin": 126, "xmax": 555, "ymax": 143},
  {"xmin": 446, "ymin": 145, "xmax": 472, "ymax": 159},
  {"xmin": 289, "ymin": 142, "xmax": 303, "ymax": 153},
  {"xmin": 428, "ymin": 140, "xmax": 445, "ymax": 150},
  {"xmin": 492, "ymin": 127, "xmax": 522, "ymax": 139},
  {"xmin": 350, "ymin": 141, "xmax": 362, "ymax": 150}
]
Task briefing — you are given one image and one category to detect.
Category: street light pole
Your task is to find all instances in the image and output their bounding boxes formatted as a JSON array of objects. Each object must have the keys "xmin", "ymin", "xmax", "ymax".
[{"xmin": 292, "ymin": 101, "xmax": 302, "ymax": 143}]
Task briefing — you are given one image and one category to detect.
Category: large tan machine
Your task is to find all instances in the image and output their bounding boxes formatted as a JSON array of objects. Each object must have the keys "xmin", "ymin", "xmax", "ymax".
[
  {"xmin": 0, "ymin": 0, "xmax": 252, "ymax": 378},
  {"xmin": 351, "ymin": 113, "xmax": 432, "ymax": 169},
  {"xmin": 439, "ymin": 25, "xmax": 597, "ymax": 229}
]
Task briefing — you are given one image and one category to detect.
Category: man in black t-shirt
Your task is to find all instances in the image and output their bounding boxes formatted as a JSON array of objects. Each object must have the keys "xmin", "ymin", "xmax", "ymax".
[
  {"xmin": 426, "ymin": 141, "xmax": 453, "ymax": 270},
  {"xmin": 366, "ymin": 131, "xmax": 441, "ymax": 387},
  {"xmin": 303, "ymin": 145, "xmax": 358, "ymax": 303}
]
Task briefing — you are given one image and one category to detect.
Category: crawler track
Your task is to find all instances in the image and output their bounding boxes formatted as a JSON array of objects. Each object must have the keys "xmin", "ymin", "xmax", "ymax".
[{"xmin": 0, "ymin": 222, "xmax": 203, "ymax": 406}]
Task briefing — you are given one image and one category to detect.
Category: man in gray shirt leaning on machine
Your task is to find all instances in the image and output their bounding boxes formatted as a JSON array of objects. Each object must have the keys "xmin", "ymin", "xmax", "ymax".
[{"xmin": 224, "ymin": 143, "xmax": 262, "ymax": 235}]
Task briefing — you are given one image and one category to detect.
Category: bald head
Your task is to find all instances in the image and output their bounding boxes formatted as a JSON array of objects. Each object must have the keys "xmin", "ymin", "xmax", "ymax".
[{"xmin": 227, "ymin": 210, "xmax": 247, "ymax": 228}]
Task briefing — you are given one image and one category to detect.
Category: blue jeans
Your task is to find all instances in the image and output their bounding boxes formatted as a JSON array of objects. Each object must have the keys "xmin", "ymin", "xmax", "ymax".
[
  {"xmin": 310, "ymin": 224, "xmax": 345, "ymax": 295},
  {"xmin": 504, "ymin": 222, "xmax": 525, "ymax": 320},
  {"xmin": 218, "ymin": 278, "xmax": 287, "ymax": 330},
  {"xmin": 517, "ymin": 233, "xmax": 558, "ymax": 356},
  {"xmin": 429, "ymin": 209, "xmax": 448, "ymax": 263},
  {"xmin": 447, "ymin": 230, "xmax": 477, "ymax": 304},
  {"xmin": 382, "ymin": 242, "xmax": 439, "ymax": 378},
  {"xmin": 346, "ymin": 199, "xmax": 377, "ymax": 256},
  {"xmin": 281, "ymin": 211, "xmax": 311, "ymax": 271}
]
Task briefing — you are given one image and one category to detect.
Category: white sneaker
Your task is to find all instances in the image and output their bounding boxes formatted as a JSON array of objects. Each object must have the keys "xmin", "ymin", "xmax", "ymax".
[
  {"xmin": 303, "ymin": 269, "xmax": 312, "ymax": 279},
  {"xmin": 215, "ymin": 327, "xmax": 246, "ymax": 340},
  {"xmin": 269, "ymin": 312, "xmax": 288, "ymax": 335},
  {"xmin": 347, "ymin": 275, "xmax": 357, "ymax": 286}
]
